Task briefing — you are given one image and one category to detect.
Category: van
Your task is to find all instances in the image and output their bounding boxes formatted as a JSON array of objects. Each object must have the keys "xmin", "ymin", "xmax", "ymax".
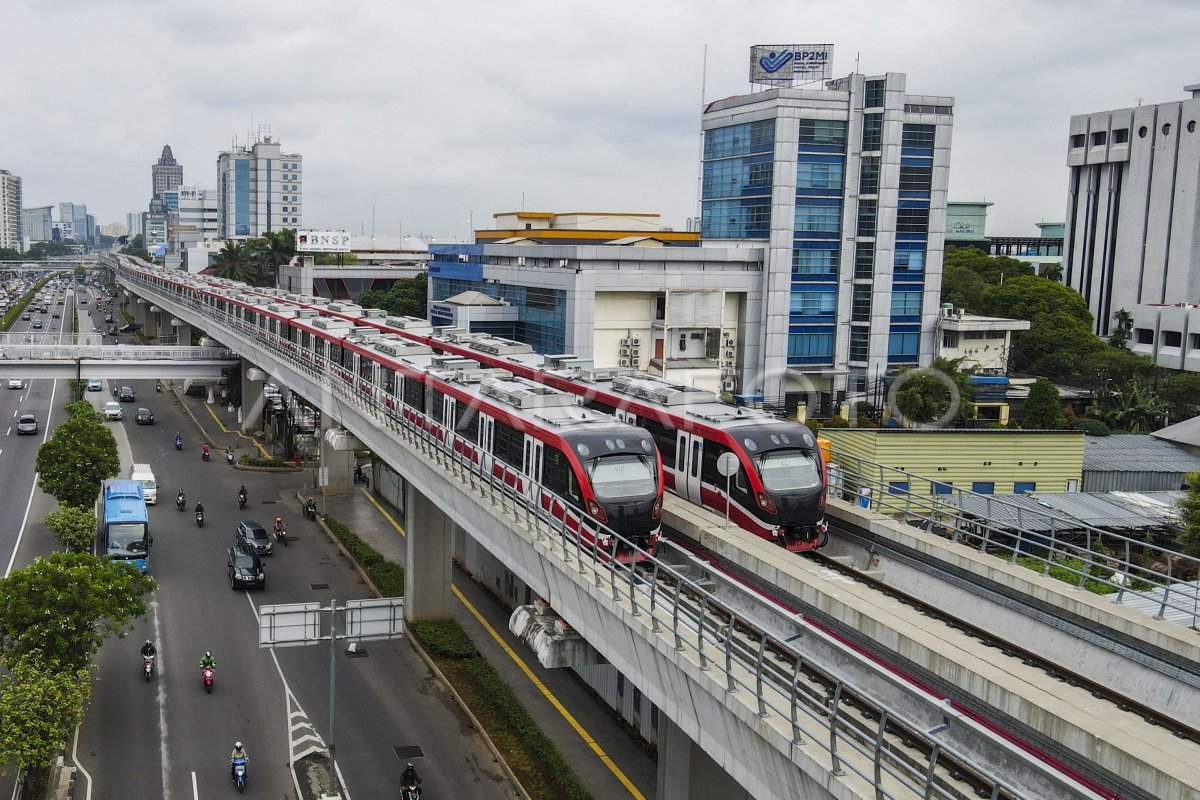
[{"xmin": 128, "ymin": 463, "xmax": 157, "ymax": 504}]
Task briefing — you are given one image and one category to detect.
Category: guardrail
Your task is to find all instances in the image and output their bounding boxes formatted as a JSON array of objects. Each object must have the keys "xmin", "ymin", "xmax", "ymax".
[
  {"xmin": 118, "ymin": 266, "xmax": 1079, "ymax": 800},
  {"xmin": 831, "ymin": 453, "xmax": 1200, "ymax": 629}
]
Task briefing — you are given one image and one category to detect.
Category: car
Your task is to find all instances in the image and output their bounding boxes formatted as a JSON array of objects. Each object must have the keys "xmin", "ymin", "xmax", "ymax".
[
  {"xmin": 104, "ymin": 314, "xmax": 114, "ymax": 323},
  {"xmin": 20, "ymin": 313, "xmax": 29, "ymax": 321},
  {"xmin": 30, "ymin": 320, "xmax": 42, "ymax": 329},
  {"xmin": 117, "ymin": 386, "xmax": 135, "ymax": 402},
  {"xmin": 227, "ymin": 543, "xmax": 265, "ymax": 590},
  {"xmin": 135, "ymin": 407, "xmax": 154, "ymax": 425},
  {"xmin": 16, "ymin": 413, "xmax": 37, "ymax": 435},
  {"xmin": 117, "ymin": 323, "xmax": 141, "ymax": 334},
  {"xmin": 235, "ymin": 521, "xmax": 273, "ymax": 555},
  {"xmin": 102, "ymin": 401, "xmax": 122, "ymax": 420},
  {"xmin": 51, "ymin": 312, "xmax": 60, "ymax": 318},
  {"xmin": 7, "ymin": 378, "xmax": 23, "ymax": 390},
  {"xmin": 86, "ymin": 379, "xmax": 103, "ymax": 392}
]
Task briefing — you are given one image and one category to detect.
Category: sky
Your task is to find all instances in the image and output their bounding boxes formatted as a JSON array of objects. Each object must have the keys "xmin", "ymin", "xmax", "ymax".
[{"xmin": 4, "ymin": 0, "xmax": 1200, "ymax": 240}]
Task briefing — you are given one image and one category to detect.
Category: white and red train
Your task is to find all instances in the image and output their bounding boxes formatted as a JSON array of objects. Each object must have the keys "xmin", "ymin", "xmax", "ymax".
[{"xmin": 116, "ymin": 259, "xmax": 826, "ymax": 551}]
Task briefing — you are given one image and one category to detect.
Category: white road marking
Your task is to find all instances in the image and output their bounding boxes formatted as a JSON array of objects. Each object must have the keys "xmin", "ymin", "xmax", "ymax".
[
  {"xmin": 71, "ymin": 727, "xmax": 93, "ymax": 800},
  {"xmin": 4, "ymin": 378, "xmax": 55, "ymax": 578},
  {"xmin": 191, "ymin": 771, "xmax": 198, "ymax": 799},
  {"xmin": 151, "ymin": 596, "xmax": 171, "ymax": 800},
  {"xmin": 243, "ymin": 593, "xmax": 353, "ymax": 800}
]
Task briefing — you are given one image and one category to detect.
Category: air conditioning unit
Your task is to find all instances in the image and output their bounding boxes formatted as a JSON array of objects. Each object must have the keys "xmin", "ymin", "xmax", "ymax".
[
  {"xmin": 724, "ymin": 349, "xmax": 735, "ymax": 359},
  {"xmin": 723, "ymin": 337, "xmax": 734, "ymax": 347},
  {"xmin": 722, "ymin": 379, "xmax": 736, "ymax": 391},
  {"xmin": 620, "ymin": 347, "xmax": 630, "ymax": 356},
  {"xmin": 619, "ymin": 358, "xmax": 630, "ymax": 367},
  {"xmin": 631, "ymin": 337, "xmax": 642, "ymax": 346},
  {"xmin": 630, "ymin": 347, "xmax": 640, "ymax": 358},
  {"xmin": 620, "ymin": 338, "xmax": 631, "ymax": 346}
]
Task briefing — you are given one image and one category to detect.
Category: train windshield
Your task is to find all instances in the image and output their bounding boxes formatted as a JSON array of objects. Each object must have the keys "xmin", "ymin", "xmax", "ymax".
[
  {"xmin": 587, "ymin": 455, "xmax": 657, "ymax": 500},
  {"xmin": 756, "ymin": 449, "xmax": 822, "ymax": 492}
]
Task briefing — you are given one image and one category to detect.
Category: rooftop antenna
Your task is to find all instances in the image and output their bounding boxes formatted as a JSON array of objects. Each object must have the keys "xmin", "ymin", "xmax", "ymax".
[
  {"xmin": 371, "ymin": 196, "xmax": 376, "ymax": 239},
  {"xmin": 695, "ymin": 43, "xmax": 708, "ymax": 223},
  {"xmin": 854, "ymin": 51, "xmax": 860, "ymax": 74}
]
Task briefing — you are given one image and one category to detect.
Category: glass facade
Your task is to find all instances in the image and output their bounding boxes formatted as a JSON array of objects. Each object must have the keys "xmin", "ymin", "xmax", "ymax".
[
  {"xmin": 234, "ymin": 160, "xmax": 250, "ymax": 236},
  {"xmin": 888, "ymin": 123, "xmax": 935, "ymax": 367},
  {"xmin": 701, "ymin": 120, "xmax": 775, "ymax": 239}
]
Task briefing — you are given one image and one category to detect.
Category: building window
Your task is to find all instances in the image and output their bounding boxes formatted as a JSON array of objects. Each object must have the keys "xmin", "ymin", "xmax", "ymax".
[
  {"xmin": 793, "ymin": 246, "xmax": 839, "ymax": 274},
  {"xmin": 854, "ymin": 246, "xmax": 875, "ymax": 279},
  {"xmin": 1138, "ymin": 126, "xmax": 1148, "ymax": 138},
  {"xmin": 857, "ymin": 199, "xmax": 877, "ymax": 237},
  {"xmin": 701, "ymin": 197, "xmax": 772, "ymax": 238},
  {"xmin": 704, "ymin": 120, "xmax": 775, "ymax": 159},
  {"xmin": 888, "ymin": 481, "xmax": 910, "ymax": 495},
  {"xmin": 1014, "ymin": 482, "xmax": 1036, "ymax": 494},
  {"xmin": 899, "ymin": 164, "xmax": 933, "ymax": 193},
  {"xmin": 1091, "ymin": 131, "xmax": 1107, "ymax": 147},
  {"xmin": 788, "ymin": 331, "xmax": 835, "ymax": 360},
  {"xmin": 851, "ymin": 288, "xmax": 871, "ymax": 322},
  {"xmin": 861, "ymin": 115, "xmax": 883, "ymax": 151},
  {"xmin": 1134, "ymin": 327, "xmax": 1154, "ymax": 345},
  {"xmin": 796, "ymin": 157, "xmax": 845, "ymax": 190},
  {"xmin": 932, "ymin": 481, "xmax": 953, "ymax": 495},
  {"xmin": 891, "ymin": 291, "xmax": 921, "ymax": 317},
  {"xmin": 894, "ymin": 248, "xmax": 926, "ymax": 272},
  {"xmin": 789, "ymin": 289, "xmax": 837, "ymax": 317},
  {"xmin": 859, "ymin": 157, "xmax": 880, "ymax": 194},
  {"xmin": 888, "ymin": 331, "xmax": 919, "ymax": 360},
  {"xmin": 897, "ymin": 206, "xmax": 930, "ymax": 234},
  {"xmin": 942, "ymin": 330, "xmax": 959, "ymax": 348},
  {"xmin": 703, "ymin": 155, "xmax": 773, "ymax": 199},
  {"xmin": 1070, "ymin": 133, "xmax": 1086, "ymax": 148},
  {"xmin": 901, "ymin": 124, "xmax": 936, "ymax": 149},
  {"xmin": 1190, "ymin": 333, "xmax": 1200, "ymax": 351},
  {"xmin": 797, "ymin": 119, "xmax": 847, "ymax": 148},
  {"xmin": 1162, "ymin": 330, "xmax": 1182, "ymax": 347},
  {"xmin": 1163, "ymin": 123, "xmax": 1172, "ymax": 136},
  {"xmin": 972, "ymin": 482, "xmax": 995, "ymax": 495},
  {"xmin": 865, "ymin": 79, "xmax": 886, "ymax": 108},
  {"xmin": 794, "ymin": 201, "xmax": 842, "ymax": 233},
  {"xmin": 1190, "ymin": 121, "xmax": 1197, "ymax": 134},
  {"xmin": 1112, "ymin": 128, "xmax": 1129, "ymax": 144},
  {"xmin": 849, "ymin": 329, "xmax": 869, "ymax": 362}
]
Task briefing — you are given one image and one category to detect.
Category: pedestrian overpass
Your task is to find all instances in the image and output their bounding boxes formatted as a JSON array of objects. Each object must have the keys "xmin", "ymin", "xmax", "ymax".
[{"xmin": 0, "ymin": 333, "xmax": 237, "ymax": 380}]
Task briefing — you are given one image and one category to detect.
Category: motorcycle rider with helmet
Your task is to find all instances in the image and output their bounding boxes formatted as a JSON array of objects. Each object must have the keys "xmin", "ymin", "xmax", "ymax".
[
  {"xmin": 401, "ymin": 761, "xmax": 421, "ymax": 790},
  {"xmin": 141, "ymin": 639, "xmax": 157, "ymax": 659},
  {"xmin": 230, "ymin": 741, "xmax": 248, "ymax": 780},
  {"xmin": 199, "ymin": 651, "xmax": 216, "ymax": 670}
]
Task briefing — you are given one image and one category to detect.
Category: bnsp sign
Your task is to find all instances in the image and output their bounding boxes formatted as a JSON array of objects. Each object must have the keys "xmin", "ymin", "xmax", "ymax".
[
  {"xmin": 750, "ymin": 44, "xmax": 834, "ymax": 85},
  {"xmin": 296, "ymin": 231, "xmax": 351, "ymax": 253}
]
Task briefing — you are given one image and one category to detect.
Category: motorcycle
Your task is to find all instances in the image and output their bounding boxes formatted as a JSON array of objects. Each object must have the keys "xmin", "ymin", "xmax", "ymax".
[
  {"xmin": 231, "ymin": 757, "xmax": 247, "ymax": 792},
  {"xmin": 201, "ymin": 444, "xmax": 210, "ymax": 462},
  {"xmin": 143, "ymin": 655, "xmax": 155, "ymax": 682},
  {"xmin": 176, "ymin": 492, "xmax": 186, "ymax": 512},
  {"xmin": 175, "ymin": 434, "xmax": 183, "ymax": 451},
  {"xmin": 303, "ymin": 499, "xmax": 317, "ymax": 521},
  {"xmin": 155, "ymin": 380, "xmax": 163, "ymax": 393},
  {"xmin": 273, "ymin": 521, "xmax": 288, "ymax": 547},
  {"xmin": 400, "ymin": 783, "xmax": 422, "ymax": 800},
  {"xmin": 353, "ymin": 465, "xmax": 369, "ymax": 486},
  {"xmin": 195, "ymin": 509, "xmax": 204, "ymax": 528},
  {"xmin": 225, "ymin": 447, "xmax": 235, "ymax": 465},
  {"xmin": 202, "ymin": 666, "xmax": 214, "ymax": 693},
  {"xmin": 238, "ymin": 490, "xmax": 247, "ymax": 510}
]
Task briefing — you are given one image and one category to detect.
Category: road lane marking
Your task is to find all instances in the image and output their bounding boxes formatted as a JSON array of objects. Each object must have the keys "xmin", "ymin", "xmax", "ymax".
[
  {"xmin": 151, "ymin": 596, "xmax": 172, "ymax": 800},
  {"xmin": 198, "ymin": 403, "xmax": 271, "ymax": 458},
  {"xmin": 360, "ymin": 488, "xmax": 404, "ymax": 537},
  {"xmin": 71, "ymin": 728, "xmax": 93, "ymax": 800},
  {"xmin": 452, "ymin": 586, "xmax": 647, "ymax": 800},
  {"xmin": 190, "ymin": 771, "xmax": 198, "ymax": 799}
]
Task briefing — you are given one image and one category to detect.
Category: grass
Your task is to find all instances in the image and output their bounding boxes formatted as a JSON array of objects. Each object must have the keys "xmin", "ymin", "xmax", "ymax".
[{"xmin": 321, "ymin": 513, "xmax": 592, "ymax": 800}]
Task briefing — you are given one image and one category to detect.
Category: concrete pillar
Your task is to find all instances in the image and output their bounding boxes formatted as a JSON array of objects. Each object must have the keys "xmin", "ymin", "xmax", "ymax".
[
  {"xmin": 403, "ymin": 482, "xmax": 453, "ymax": 619},
  {"xmin": 318, "ymin": 415, "xmax": 354, "ymax": 495},
  {"xmin": 171, "ymin": 321, "xmax": 192, "ymax": 346},
  {"xmin": 132, "ymin": 300, "xmax": 148, "ymax": 330},
  {"xmin": 240, "ymin": 361, "xmax": 266, "ymax": 433},
  {"xmin": 657, "ymin": 716, "xmax": 749, "ymax": 800}
]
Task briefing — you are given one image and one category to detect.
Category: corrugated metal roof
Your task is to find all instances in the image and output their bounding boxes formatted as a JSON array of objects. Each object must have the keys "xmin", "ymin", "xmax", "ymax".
[
  {"xmin": 949, "ymin": 489, "xmax": 1176, "ymax": 532},
  {"xmin": 1115, "ymin": 579, "xmax": 1200, "ymax": 628},
  {"xmin": 1082, "ymin": 435, "xmax": 1200, "ymax": 473},
  {"xmin": 1152, "ymin": 415, "xmax": 1200, "ymax": 448}
]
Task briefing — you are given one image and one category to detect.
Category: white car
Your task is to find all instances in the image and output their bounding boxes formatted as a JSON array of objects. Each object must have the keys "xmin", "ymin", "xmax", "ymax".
[
  {"xmin": 103, "ymin": 401, "xmax": 123, "ymax": 421},
  {"xmin": 7, "ymin": 379, "xmax": 23, "ymax": 390}
]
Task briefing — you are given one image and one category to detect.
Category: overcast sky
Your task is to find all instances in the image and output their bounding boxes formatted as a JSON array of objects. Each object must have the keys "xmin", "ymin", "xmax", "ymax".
[{"xmin": 4, "ymin": 0, "xmax": 1198, "ymax": 240}]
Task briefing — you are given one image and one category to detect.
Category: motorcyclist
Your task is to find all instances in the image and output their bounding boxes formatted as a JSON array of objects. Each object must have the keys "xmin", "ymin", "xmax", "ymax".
[
  {"xmin": 141, "ymin": 639, "xmax": 157, "ymax": 659},
  {"xmin": 401, "ymin": 762, "xmax": 420, "ymax": 788},
  {"xmin": 305, "ymin": 497, "xmax": 317, "ymax": 517},
  {"xmin": 199, "ymin": 651, "xmax": 216, "ymax": 670},
  {"xmin": 175, "ymin": 432, "xmax": 183, "ymax": 448},
  {"xmin": 195, "ymin": 501, "xmax": 205, "ymax": 515},
  {"xmin": 230, "ymin": 741, "xmax": 248, "ymax": 779},
  {"xmin": 202, "ymin": 443, "xmax": 210, "ymax": 458},
  {"xmin": 177, "ymin": 489, "xmax": 186, "ymax": 508},
  {"xmin": 274, "ymin": 516, "xmax": 285, "ymax": 533}
]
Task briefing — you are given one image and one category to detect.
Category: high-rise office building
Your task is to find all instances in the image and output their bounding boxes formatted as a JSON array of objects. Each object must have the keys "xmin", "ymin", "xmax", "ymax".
[
  {"xmin": 216, "ymin": 133, "xmax": 302, "ymax": 239},
  {"xmin": 127, "ymin": 211, "xmax": 144, "ymax": 238},
  {"xmin": 22, "ymin": 206, "xmax": 54, "ymax": 244},
  {"xmin": 700, "ymin": 72, "xmax": 954, "ymax": 409},
  {"xmin": 59, "ymin": 202, "xmax": 91, "ymax": 244},
  {"xmin": 0, "ymin": 170, "xmax": 23, "ymax": 251},
  {"xmin": 163, "ymin": 186, "xmax": 219, "ymax": 270},
  {"xmin": 152, "ymin": 145, "xmax": 183, "ymax": 198},
  {"xmin": 1064, "ymin": 85, "xmax": 1200, "ymax": 338}
]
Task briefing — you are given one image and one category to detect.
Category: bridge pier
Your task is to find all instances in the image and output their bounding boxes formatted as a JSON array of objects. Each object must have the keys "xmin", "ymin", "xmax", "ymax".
[
  {"xmin": 657, "ymin": 716, "xmax": 750, "ymax": 800},
  {"xmin": 403, "ymin": 481, "xmax": 453, "ymax": 620},
  {"xmin": 240, "ymin": 361, "xmax": 266, "ymax": 434},
  {"xmin": 319, "ymin": 415, "xmax": 354, "ymax": 494},
  {"xmin": 172, "ymin": 321, "xmax": 192, "ymax": 346},
  {"xmin": 132, "ymin": 299, "xmax": 148, "ymax": 332}
]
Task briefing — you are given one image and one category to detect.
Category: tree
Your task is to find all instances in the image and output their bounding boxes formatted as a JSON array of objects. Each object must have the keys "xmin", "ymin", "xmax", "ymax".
[
  {"xmin": 1109, "ymin": 308, "xmax": 1133, "ymax": 348},
  {"xmin": 1013, "ymin": 311, "xmax": 1104, "ymax": 376},
  {"xmin": 1178, "ymin": 471, "xmax": 1200, "ymax": 557},
  {"xmin": 1099, "ymin": 378, "xmax": 1169, "ymax": 433},
  {"xmin": 942, "ymin": 246, "xmax": 1036, "ymax": 285},
  {"xmin": 891, "ymin": 358, "xmax": 975, "ymax": 427},
  {"xmin": 356, "ymin": 273, "xmax": 428, "ymax": 318},
  {"xmin": 939, "ymin": 264, "xmax": 989, "ymax": 313},
  {"xmin": 980, "ymin": 275, "xmax": 1093, "ymax": 328},
  {"xmin": 0, "ymin": 651, "xmax": 90, "ymax": 774},
  {"xmin": 43, "ymin": 506, "xmax": 98, "ymax": 553},
  {"xmin": 0, "ymin": 553, "xmax": 156, "ymax": 670},
  {"xmin": 315, "ymin": 252, "xmax": 358, "ymax": 265},
  {"xmin": 1023, "ymin": 378, "xmax": 1065, "ymax": 429},
  {"xmin": 0, "ymin": 247, "xmax": 19, "ymax": 261},
  {"xmin": 208, "ymin": 241, "xmax": 255, "ymax": 283},
  {"xmin": 35, "ymin": 403, "xmax": 119, "ymax": 509},
  {"xmin": 1158, "ymin": 372, "xmax": 1200, "ymax": 425}
]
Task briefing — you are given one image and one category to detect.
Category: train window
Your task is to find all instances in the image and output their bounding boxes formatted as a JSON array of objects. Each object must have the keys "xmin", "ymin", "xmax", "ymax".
[
  {"xmin": 587, "ymin": 455, "xmax": 656, "ymax": 500},
  {"xmin": 455, "ymin": 402, "xmax": 479, "ymax": 443},
  {"xmin": 430, "ymin": 390, "xmax": 446, "ymax": 425},
  {"xmin": 403, "ymin": 377, "xmax": 424, "ymax": 411},
  {"xmin": 300, "ymin": 331, "xmax": 310, "ymax": 350},
  {"xmin": 756, "ymin": 450, "xmax": 821, "ymax": 491},
  {"xmin": 358, "ymin": 354, "xmax": 373, "ymax": 382},
  {"xmin": 676, "ymin": 436, "xmax": 685, "ymax": 472},
  {"xmin": 734, "ymin": 468, "xmax": 749, "ymax": 495},
  {"xmin": 690, "ymin": 441, "xmax": 700, "ymax": 477},
  {"xmin": 542, "ymin": 447, "xmax": 568, "ymax": 496},
  {"xmin": 383, "ymin": 368, "xmax": 397, "ymax": 396},
  {"xmin": 330, "ymin": 343, "xmax": 343, "ymax": 367},
  {"xmin": 640, "ymin": 417, "xmax": 677, "ymax": 462},
  {"xmin": 493, "ymin": 420, "xmax": 522, "ymax": 467},
  {"xmin": 341, "ymin": 346, "xmax": 354, "ymax": 370}
]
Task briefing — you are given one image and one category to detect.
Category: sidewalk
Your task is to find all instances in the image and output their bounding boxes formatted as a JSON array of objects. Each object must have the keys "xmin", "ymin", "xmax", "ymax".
[{"xmin": 177, "ymin": 389, "xmax": 657, "ymax": 800}]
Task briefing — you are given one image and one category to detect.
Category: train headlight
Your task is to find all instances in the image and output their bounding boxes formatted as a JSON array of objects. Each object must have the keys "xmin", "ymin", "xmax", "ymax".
[
  {"xmin": 651, "ymin": 495, "xmax": 662, "ymax": 518},
  {"xmin": 756, "ymin": 492, "xmax": 776, "ymax": 513},
  {"xmin": 586, "ymin": 499, "xmax": 609, "ymax": 523}
]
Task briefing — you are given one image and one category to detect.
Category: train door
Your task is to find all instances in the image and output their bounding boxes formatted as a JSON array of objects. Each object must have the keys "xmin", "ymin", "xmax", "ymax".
[
  {"xmin": 479, "ymin": 414, "xmax": 495, "ymax": 474},
  {"xmin": 442, "ymin": 394, "xmax": 456, "ymax": 447},
  {"xmin": 676, "ymin": 431, "xmax": 703, "ymax": 502},
  {"xmin": 522, "ymin": 436, "xmax": 543, "ymax": 500}
]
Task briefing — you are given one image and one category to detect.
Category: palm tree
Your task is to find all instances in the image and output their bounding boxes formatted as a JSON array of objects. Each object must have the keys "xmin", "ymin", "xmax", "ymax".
[
  {"xmin": 207, "ymin": 241, "xmax": 254, "ymax": 283},
  {"xmin": 1109, "ymin": 308, "xmax": 1133, "ymax": 348}
]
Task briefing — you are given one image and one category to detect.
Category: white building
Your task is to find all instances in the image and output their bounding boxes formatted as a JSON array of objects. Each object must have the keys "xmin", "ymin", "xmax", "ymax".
[
  {"xmin": 217, "ymin": 133, "xmax": 302, "ymax": 240},
  {"xmin": 1065, "ymin": 84, "xmax": 1200, "ymax": 338},
  {"xmin": 1125, "ymin": 303, "xmax": 1200, "ymax": 373},
  {"xmin": 22, "ymin": 205, "xmax": 53, "ymax": 245},
  {"xmin": 163, "ymin": 186, "xmax": 219, "ymax": 271},
  {"xmin": 0, "ymin": 170, "xmax": 24, "ymax": 251},
  {"xmin": 700, "ymin": 71, "xmax": 954, "ymax": 412},
  {"xmin": 935, "ymin": 307, "xmax": 1030, "ymax": 373}
]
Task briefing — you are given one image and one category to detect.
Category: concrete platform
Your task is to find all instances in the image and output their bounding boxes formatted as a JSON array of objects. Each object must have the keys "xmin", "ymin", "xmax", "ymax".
[{"xmin": 663, "ymin": 497, "xmax": 1200, "ymax": 800}]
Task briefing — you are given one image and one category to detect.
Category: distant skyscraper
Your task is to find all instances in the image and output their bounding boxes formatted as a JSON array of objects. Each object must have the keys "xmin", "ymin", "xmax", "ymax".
[
  {"xmin": 59, "ymin": 202, "xmax": 91, "ymax": 244},
  {"xmin": 1065, "ymin": 85, "xmax": 1200, "ymax": 337},
  {"xmin": 217, "ymin": 133, "xmax": 302, "ymax": 239},
  {"xmin": 0, "ymin": 170, "xmax": 23, "ymax": 251},
  {"xmin": 127, "ymin": 211, "xmax": 144, "ymax": 238},
  {"xmin": 22, "ymin": 206, "xmax": 53, "ymax": 244},
  {"xmin": 152, "ymin": 145, "xmax": 184, "ymax": 198}
]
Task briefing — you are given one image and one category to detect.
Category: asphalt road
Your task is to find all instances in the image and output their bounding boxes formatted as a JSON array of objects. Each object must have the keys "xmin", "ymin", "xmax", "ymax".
[{"xmin": 60, "ymin": 287, "xmax": 519, "ymax": 799}]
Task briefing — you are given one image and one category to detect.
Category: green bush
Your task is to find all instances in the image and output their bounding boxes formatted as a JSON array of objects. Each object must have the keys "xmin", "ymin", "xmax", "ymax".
[
  {"xmin": 239, "ymin": 456, "xmax": 288, "ymax": 468},
  {"xmin": 410, "ymin": 619, "xmax": 478, "ymax": 660},
  {"xmin": 368, "ymin": 561, "xmax": 405, "ymax": 595},
  {"xmin": 1070, "ymin": 417, "xmax": 1111, "ymax": 436}
]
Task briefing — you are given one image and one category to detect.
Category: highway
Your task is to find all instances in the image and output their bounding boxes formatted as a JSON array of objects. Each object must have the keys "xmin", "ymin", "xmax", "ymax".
[{"xmin": 0, "ymin": 280, "xmax": 520, "ymax": 799}]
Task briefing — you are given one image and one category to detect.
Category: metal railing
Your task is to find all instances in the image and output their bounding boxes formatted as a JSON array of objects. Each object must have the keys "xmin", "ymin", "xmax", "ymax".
[
  {"xmin": 0, "ymin": 332, "xmax": 234, "ymax": 362},
  {"xmin": 831, "ymin": 452, "xmax": 1200, "ymax": 629},
  {"xmin": 115, "ymin": 266, "xmax": 1082, "ymax": 800}
]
